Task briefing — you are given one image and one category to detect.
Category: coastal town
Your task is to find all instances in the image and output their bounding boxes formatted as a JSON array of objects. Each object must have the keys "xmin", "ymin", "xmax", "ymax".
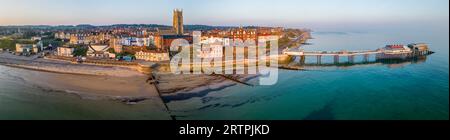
[
  {"xmin": 0, "ymin": 1, "xmax": 447, "ymax": 137},
  {"xmin": 0, "ymin": 9, "xmax": 311, "ymax": 105},
  {"xmin": 0, "ymin": 9, "xmax": 310, "ymax": 74},
  {"xmin": 0, "ymin": 9, "xmax": 434, "ymax": 104}
]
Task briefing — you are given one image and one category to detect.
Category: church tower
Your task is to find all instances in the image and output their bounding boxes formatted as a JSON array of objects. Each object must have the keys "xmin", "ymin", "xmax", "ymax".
[{"xmin": 173, "ymin": 9, "xmax": 184, "ymax": 35}]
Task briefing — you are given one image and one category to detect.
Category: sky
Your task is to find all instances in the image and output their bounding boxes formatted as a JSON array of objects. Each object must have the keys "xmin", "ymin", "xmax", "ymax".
[{"xmin": 0, "ymin": 0, "xmax": 448, "ymax": 31}]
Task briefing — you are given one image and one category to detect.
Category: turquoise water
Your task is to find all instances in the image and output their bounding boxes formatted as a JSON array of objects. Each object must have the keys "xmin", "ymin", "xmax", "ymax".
[
  {"xmin": 0, "ymin": 30, "xmax": 448, "ymax": 120},
  {"xmin": 167, "ymin": 30, "xmax": 449, "ymax": 120}
]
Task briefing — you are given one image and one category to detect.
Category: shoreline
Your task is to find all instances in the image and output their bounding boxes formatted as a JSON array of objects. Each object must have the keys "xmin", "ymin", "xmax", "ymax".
[
  {"xmin": 1, "ymin": 63, "xmax": 94, "ymax": 76},
  {"xmin": 0, "ymin": 52, "xmax": 257, "ymax": 104},
  {"xmin": 28, "ymin": 79, "xmax": 158, "ymax": 104},
  {"xmin": 160, "ymin": 74, "xmax": 258, "ymax": 103},
  {"xmin": 1, "ymin": 64, "xmax": 165, "ymax": 105}
]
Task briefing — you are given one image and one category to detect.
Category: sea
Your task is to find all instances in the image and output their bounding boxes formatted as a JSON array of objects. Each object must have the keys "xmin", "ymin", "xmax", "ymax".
[{"xmin": 1, "ymin": 29, "xmax": 448, "ymax": 120}]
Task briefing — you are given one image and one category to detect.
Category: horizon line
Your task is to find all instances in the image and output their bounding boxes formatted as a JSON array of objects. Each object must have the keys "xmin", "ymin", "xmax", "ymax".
[{"xmin": 0, "ymin": 24, "xmax": 290, "ymax": 28}]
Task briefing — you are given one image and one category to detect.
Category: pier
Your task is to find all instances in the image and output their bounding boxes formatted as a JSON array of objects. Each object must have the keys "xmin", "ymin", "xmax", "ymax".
[
  {"xmin": 282, "ymin": 43, "xmax": 434, "ymax": 65},
  {"xmin": 284, "ymin": 49, "xmax": 382, "ymax": 65}
]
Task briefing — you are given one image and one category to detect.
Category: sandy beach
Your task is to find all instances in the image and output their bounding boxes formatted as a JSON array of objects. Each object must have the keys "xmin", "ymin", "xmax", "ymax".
[
  {"xmin": 0, "ymin": 64, "xmax": 171, "ymax": 119},
  {"xmin": 0, "ymin": 52, "xmax": 160, "ymax": 101},
  {"xmin": 0, "ymin": 52, "xmax": 258, "ymax": 103},
  {"xmin": 3, "ymin": 64, "xmax": 158, "ymax": 99}
]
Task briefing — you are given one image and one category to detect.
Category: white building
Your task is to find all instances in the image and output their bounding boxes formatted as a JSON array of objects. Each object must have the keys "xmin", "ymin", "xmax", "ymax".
[
  {"xmin": 57, "ymin": 47, "xmax": 75, "ymax": 57},
  {"xmin": 201, "ymin": 37, "xmax": 231, "ymax": 46},
  {"xmin": 87, "ymin": 45, "xmax": 112, "ymax": 58},
  {"xmin": 16, "ymin": 42, "xmax": 43, "ymax": 54},
  {"xmin": 31, "ymin": 36, "xmax": 42, "ymax": 41},
  {"xmin": 108, "ymin": 52, "xmax": 116, "ymax": 59},
  {"xmin": 120, "ymin": 37, "xmax": 132, "ymax": 46},
  {"xmin": 383, "ymin": 45, "xmax": 412, "ymax": 54},
  {"xmin": 198, "ymin": 41, "xmax": 223, "ymax": 58},
  {"xmin": 120, "ymin": 37, "xmax": 153, "ymax": 47},
  {"xmin": 55, "ymin": 32, "xmax": 71, "ymax": 40},
  {"xmin": 133, "ymin": 38, "xmax": 153, "ymax": 46},
  {"xmin": 135, "ymin": 50, "xmax": 170, "ymax": 62},
  {"xmin": 258, "ymin": 35, "xmax": 279, "ymax": 45}
]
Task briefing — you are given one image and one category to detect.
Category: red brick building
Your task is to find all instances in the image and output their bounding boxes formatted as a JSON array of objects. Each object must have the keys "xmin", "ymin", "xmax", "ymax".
[{"xmin": 154, "ymin": 35, "xmax": 193, "ymax": 51}]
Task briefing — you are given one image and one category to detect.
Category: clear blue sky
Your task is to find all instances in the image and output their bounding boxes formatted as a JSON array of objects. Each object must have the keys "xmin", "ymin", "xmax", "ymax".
[{"xmin": 0, "ymin": 0, "xmax": 448, "ymax": 31}]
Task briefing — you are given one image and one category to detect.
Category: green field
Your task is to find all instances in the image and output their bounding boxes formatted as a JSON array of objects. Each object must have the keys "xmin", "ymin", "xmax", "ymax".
[
  {"xmin": 0, "ymin": 39, "xmax": 36, "ymax": 51},
  {"xmin": 0, "ymin": 38, "xmax": 64, "ymax": 51}
]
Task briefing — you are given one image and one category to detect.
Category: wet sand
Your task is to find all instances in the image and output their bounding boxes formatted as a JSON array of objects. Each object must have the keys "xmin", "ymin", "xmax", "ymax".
[
  {"xmin": 155, "ymin": 72, "xmax": 258, "ymax": 102},
  {"xmin": 0, "ymin": 52, "xmax": 258, "ymax": 103},
  {"xmin": 12, "ymin": 67, "xmax": 158, "ymax": 100},
  {"xmin": 0, "ymin": 65, "xmax": 171, "ymax": 120}
]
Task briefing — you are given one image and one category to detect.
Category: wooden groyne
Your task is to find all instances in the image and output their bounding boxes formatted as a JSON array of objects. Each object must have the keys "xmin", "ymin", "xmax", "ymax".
[
  {"xmin": 278, "ymin": 66, "xmax": 307, "ymax": 71},
  {"xmin": 211, "ymin": 73, "xmax": 254, "ymax": 87},
  {"xmin": 146, "ymin": 73, "xmax": 177, "ymax": 120}
]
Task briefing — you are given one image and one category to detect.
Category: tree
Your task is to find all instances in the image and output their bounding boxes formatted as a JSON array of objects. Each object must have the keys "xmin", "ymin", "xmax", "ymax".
[
  {"xmin": 42, "ymin": 39, "xmax": 63, "ymax": 47},
  {"xmin": 107, "ymin": 48, "xmax": 116, "ymax": 54},
  {"xmin": 278, "ymin": 36, "xmax": 290, "ymax": 47},
  {"xmin": 0, "ymin": 39, "xmax": 16, "ymax": 50},
  {"xmin": 72, "ymin": 46, "xmax": 88, "ymax": 56},
  {"xmin": 0, "ymin": 39, "xmax": 37, "ymax": 51}
]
